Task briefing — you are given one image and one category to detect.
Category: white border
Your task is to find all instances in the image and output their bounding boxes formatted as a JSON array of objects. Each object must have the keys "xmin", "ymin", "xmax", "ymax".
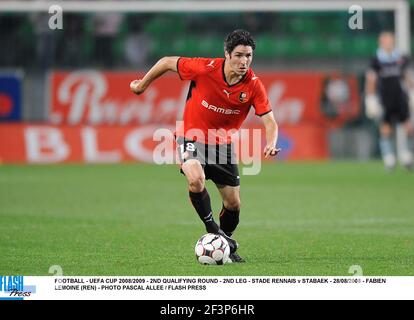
[
  {"xmin": 0, "ymin": 0, "xmax": 410, "ymax": 53},
  {"xmin": 0, "ymin": 1, "xmax": 405, "ymax": 12},
  {"xmin": 7, "ymin": 276, "xmax": 414, "ymax": 300}
]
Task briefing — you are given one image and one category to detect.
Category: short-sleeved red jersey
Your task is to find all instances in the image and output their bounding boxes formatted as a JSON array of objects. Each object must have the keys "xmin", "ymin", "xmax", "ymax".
[{"xmin": 176, "ymin": 57, "xmax": 271, "ymax": 144}]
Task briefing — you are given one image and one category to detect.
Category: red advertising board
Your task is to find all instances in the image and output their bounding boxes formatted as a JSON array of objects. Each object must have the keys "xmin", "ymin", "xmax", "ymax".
[
  {"xmin": 0, "ymin": 71, "xmax": 359, "ymax": 164},
  {"xmin": 49, "ymin": 71, "xmax": 359, "ymax": 126},
  {"xmin": 49, "ymin": 71, "xmax": 186, "ymax": 125},
  {"xmin": 0, "ymin": 124, "xmax": 328, "ymax": 164}
]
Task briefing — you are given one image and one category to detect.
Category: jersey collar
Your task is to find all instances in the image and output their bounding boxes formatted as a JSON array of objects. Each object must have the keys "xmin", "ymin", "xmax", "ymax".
[
  {"xmin": 222, "ymin": 59, "xmax": 248, "ymax": 87},
  {"xmin": 376, "ymin": 48, "xmax": 401, "ymax": 63}
]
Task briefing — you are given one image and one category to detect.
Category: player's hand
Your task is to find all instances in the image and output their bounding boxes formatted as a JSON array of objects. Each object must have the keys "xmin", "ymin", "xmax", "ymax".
[
  {"xmin": 365, "ymin": 94, "xmax": 383, "ymax": 120},
  {"xmin": 263, "ymin": 145, "xmax": 281, "ymax": 158},
  {"xmin": 130, "ymin": 79, "xmax": 146, "ymax": 95}
]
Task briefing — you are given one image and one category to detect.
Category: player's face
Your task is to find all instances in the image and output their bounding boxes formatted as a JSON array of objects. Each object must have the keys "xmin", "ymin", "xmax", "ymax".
[
  {"xmin": 226, "ymin": 45, "xmax": 253, "ymax": 75},
  {"xmin": 379, "ymin": 33, "xmax": 395, "ymax": 52}
]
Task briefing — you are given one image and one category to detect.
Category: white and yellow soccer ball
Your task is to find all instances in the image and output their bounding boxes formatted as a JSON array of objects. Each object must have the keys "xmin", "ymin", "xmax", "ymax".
[{"xmin": 195, "ymin": 233, "xmax": 231, "ymax": 265}]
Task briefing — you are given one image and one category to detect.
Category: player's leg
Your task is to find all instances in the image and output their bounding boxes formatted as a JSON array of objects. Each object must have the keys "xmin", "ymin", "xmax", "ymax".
[
  {"xmin": 183, "ymin": 162, "xmax": 239, "ymax": 255},
  {"xmin": 212, "ymin": 144, "xmax": 241, "ymax": 228},
  {"xmin": 198, "ymin": 143, "xmax": 240, "ymax": 256},
  {"xmin": 395, "ymin": 97, "xmax": 413, "ymax": 170},
  {"xmin": 182, "ymin": 159, "xmax": 221, "ymax": 234},
  {"xmin": 215, "ymin": 184, "xmax": 244, "ymax": 262},
  {"xmin": 217, "ymin": 185, "xmax": 241, "ymax": 237},
  {"xmin": 378, "ymin": 97, "xmax": 397, "ymax": 170},
  {"xmin": 396, "ymin": 121, "xmax": 413, "ymax": 168},
  {"xmin": 379, "ymin": 122, "xmax": 396, "ymax": 170},
  {"xmin": 404, "ymin": 118, "xmax": 414, "ymax": 137}
]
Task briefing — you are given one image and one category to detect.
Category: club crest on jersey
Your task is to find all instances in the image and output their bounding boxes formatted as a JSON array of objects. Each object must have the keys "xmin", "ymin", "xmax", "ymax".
[{"xmin": 239, "ymin": 92, "xmax": 248, "ymax": 103}]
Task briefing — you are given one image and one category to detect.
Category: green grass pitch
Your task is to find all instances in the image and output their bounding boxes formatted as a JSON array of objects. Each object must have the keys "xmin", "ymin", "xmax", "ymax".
[{"xmin": 0, "ymin": 162, "xmax": 413, "ymax": 276}]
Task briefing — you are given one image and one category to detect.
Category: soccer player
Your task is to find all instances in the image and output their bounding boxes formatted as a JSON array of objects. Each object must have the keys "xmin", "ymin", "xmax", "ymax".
[
  {"xmin": 365, "ymin": 31, "xmax": 413, "ymax": 170},
  {"xmin": 130, "ymin": 30, "xmax": 279, "ymax": 262}
]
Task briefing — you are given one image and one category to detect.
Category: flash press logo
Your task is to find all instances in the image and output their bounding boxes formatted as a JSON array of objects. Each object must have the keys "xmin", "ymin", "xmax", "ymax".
[{"xmin": 0, "ymin": 276, "xmax": 34, "ymax": 300}]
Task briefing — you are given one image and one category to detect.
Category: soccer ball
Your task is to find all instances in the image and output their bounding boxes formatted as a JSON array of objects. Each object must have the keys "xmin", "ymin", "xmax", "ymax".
[{"xmin": 194, "ymin": 233, "xmax": 230, "ymax": 265}]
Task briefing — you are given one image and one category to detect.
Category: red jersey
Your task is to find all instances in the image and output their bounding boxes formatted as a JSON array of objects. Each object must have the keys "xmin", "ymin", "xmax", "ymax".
[{"xmin": 176, "ymin": 57, "xmax": 271, "ymax": 144}]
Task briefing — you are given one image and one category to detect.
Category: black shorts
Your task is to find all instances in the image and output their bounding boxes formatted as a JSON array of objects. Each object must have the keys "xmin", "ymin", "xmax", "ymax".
[
  {"xmin": 177, "ymin": 138, "xmax": 240, "ymax": 187},
  {"xmin": 380, "ymin": 92, "xmax": 410, "ymax": 124}
]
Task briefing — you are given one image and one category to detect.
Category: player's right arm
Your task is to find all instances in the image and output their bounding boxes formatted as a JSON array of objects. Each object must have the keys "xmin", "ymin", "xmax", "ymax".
[
  {"xmin": 130, "ymin": 56, "xmax": 179, "ymax": 95},
  {"xmin": 365, "ymin": 57, "xmax": 379, "ymax": 95},
  {"xmin": 365, "ymin": 69, "xmax": 377, "ymax": 95},
  {"xmin": 364, "ymin": 59, "xmax": 382, "ymax": 120}
]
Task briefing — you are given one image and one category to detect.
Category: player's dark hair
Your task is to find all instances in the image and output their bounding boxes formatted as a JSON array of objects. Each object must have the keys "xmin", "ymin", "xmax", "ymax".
[{"xmin": 224, "ymin": 29, "xmax": 256, "ymax": 54}]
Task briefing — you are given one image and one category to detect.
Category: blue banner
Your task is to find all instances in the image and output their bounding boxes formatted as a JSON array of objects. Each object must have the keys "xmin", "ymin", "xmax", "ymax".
[{"xmin": 0, "ymin": 74, "xmax": 22, "ymax": 121}]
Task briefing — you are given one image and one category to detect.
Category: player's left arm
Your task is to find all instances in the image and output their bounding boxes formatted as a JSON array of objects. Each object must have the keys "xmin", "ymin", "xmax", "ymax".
[
  {"xmin": 253, "ymin": 78, "xmax": 280, "ymax": 158},
  {"xmin": 403, "ymin": 57, "xmax": 414, "ymax": 89},
  {"xmin": 401, "ymin": 57, "xmax": 414, "ymax": 111},
  {"xmin": 260, "ymin": 111, "xmax": 280, "ymax": 158}
]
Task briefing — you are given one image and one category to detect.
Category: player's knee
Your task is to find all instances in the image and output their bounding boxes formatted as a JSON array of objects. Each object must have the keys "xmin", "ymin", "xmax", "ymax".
[
  {"xmin": 183, "ymin": 161, "xmax": 205, "ymax": 193},
  {"xmin": 405, "ymin": 121, "xmax": 414, "ymax": 135},
  {"xmin": 381, "ymin": 124, "xmax": 393, "ymax": 137},
  {"xmin": 182, "ymin": 159, "xmax": 202, "ymax": 174},
  {"xmin": 188, "ymin": 176, "xmax": 205, "ymax": 193},
  {"xmin": 224, "ymin": 198, "xmax": 241, "ymax": 211}
]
